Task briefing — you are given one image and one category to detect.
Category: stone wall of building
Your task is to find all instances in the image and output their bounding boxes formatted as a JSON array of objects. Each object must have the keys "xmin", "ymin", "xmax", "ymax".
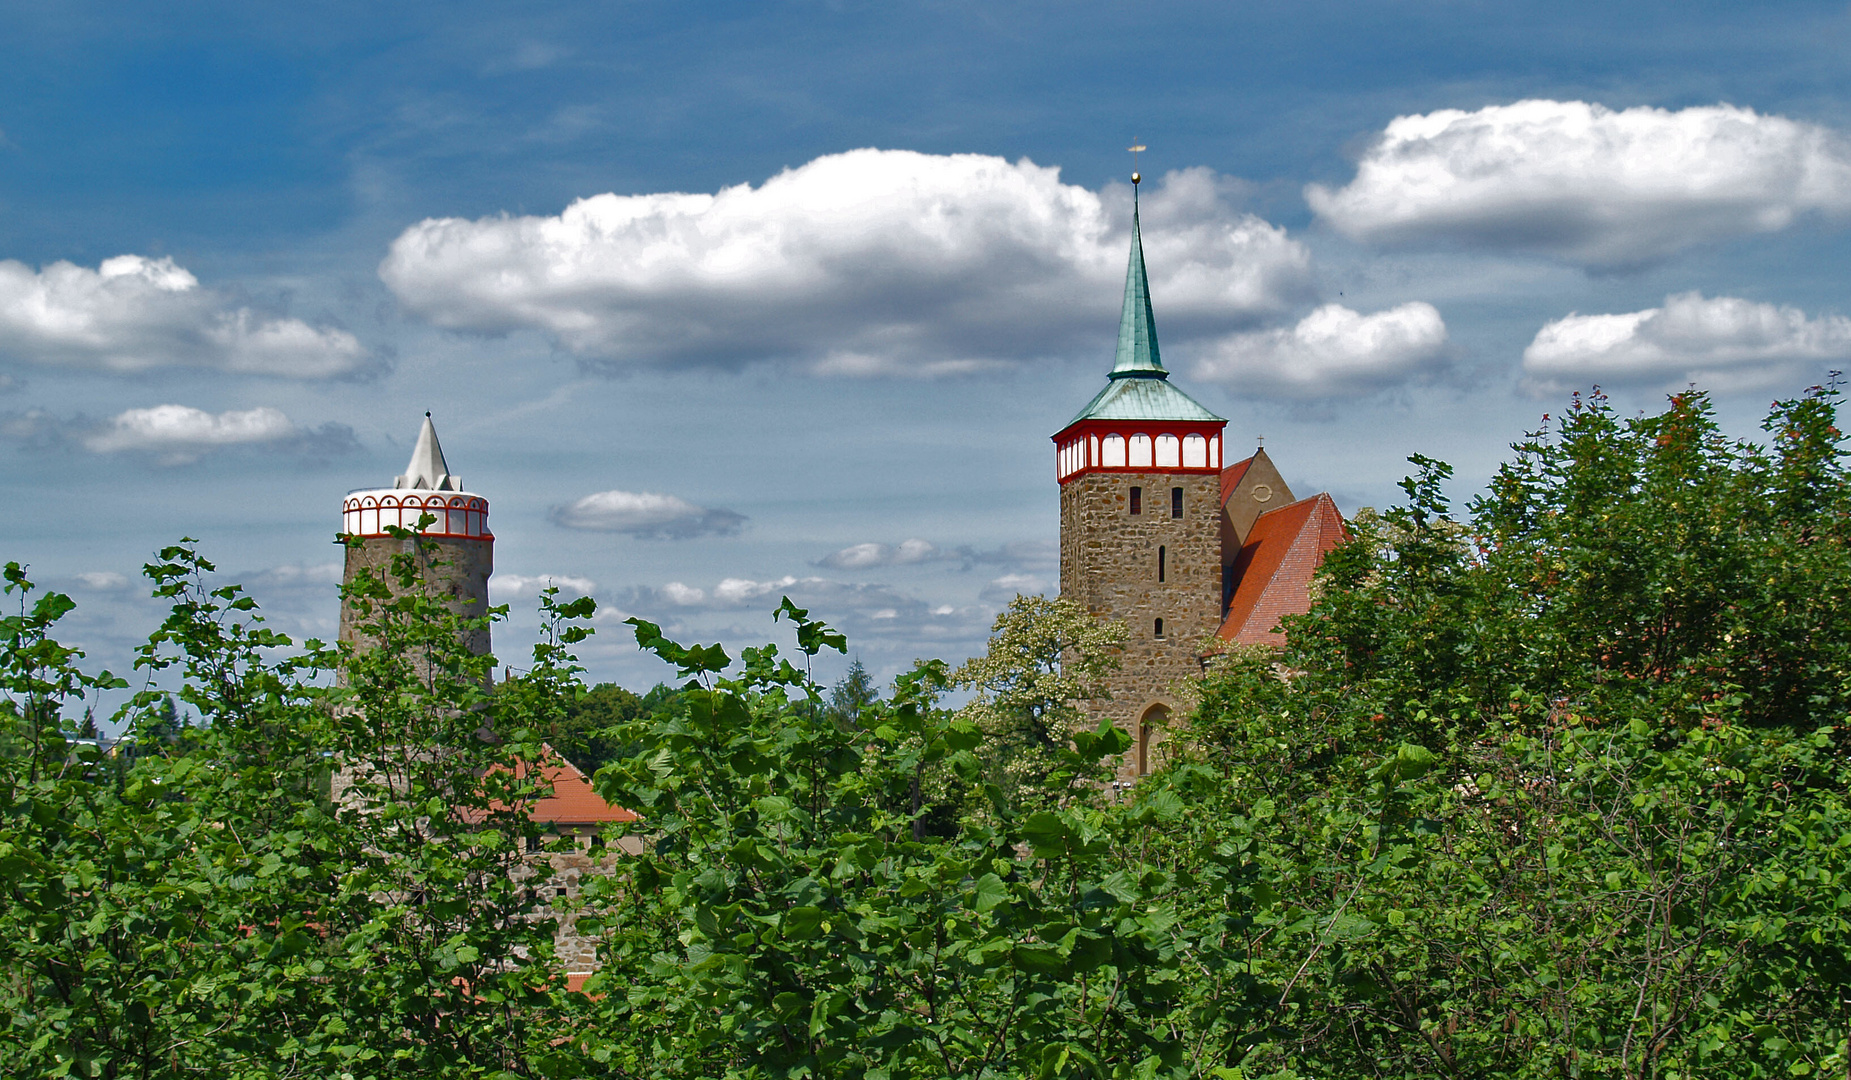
[
  {"xmin": 1059, "ymin": 470, "xmax": 1223, "ymax": 780},
  {"xmin": 338, "ymin": 534, "xmax": 494, "ymax": 656},
  {"xmin": 331, "ymin": 533, "xmax": 493, "ymax": 806},
  {"xmin": 516, "ymin": 834, "xmax": 646, "ymax": 976}
]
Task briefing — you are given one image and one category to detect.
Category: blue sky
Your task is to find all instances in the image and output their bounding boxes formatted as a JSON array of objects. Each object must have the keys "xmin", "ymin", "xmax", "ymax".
[{"xmin": 7, "ymin": 0, "xmax": 1851, "ymax": 704}]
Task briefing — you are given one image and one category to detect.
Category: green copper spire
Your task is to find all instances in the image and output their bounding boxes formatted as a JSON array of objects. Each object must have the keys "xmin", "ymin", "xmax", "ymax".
[
  {"xmin": 1060, "ymin": 173, "xmax": 1225, "ymax": 429},
  {"xmin": 1110, "ymin": 189, "xmax": 1165, "ymax": 379}
]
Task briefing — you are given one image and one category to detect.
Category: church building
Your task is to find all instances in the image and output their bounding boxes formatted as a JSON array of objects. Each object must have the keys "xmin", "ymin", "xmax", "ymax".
[{"xmin": 1052, "ymin": 173, "xmax": 1347, "ymax": 778}]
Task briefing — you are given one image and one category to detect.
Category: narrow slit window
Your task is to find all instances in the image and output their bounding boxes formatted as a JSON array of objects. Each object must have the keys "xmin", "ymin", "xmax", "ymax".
[
  {"xmin": 1158, "ymin": 545, "xmax": 1166, "ymax": 582},
  {"xmin": 1154, "ymin": 618, "xmax": 1165, "ymax": 639},
  {"xmin": 1171, "ymin": 487, "xmax": 1183, "ymax": 518},
  {"xmin": 1129, "ymin": 486, "xmax": 1142, "ymax": 515}
]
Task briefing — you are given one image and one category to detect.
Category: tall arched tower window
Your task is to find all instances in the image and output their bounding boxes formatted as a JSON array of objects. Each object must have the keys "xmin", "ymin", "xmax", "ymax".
[{"xmin": 1138, "ymin": 703, "xmax": 1170, "ymax": 776}]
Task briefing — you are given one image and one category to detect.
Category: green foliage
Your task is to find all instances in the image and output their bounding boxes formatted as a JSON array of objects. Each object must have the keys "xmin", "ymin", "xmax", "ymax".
[
  {"xmin": 0, "ymin": 534, "xmax": 591, "ymax": 1078},
  {"xmin": 1291, "ymin": 386, "xmax": 1851, "ymax": 739},
  {"xmin": 825, "ymin": 657, "xmax": 880, "ymax": 727},
  {"xmin": 7, "ymin": 384, "xmax": 1851, "ymax": 1078},
  {"xmin": 583, "ymin": 599, "xmax": 1249, "ymax": 1078},
  {"xmin": 952, "ymin": 594, "xmax": 1129, "ymax": 814},
  {"xmin": 515, "ymin": 679, "xmax": 675, "ymax": 776},
  {"xmin": 1177, "ymin": 384, "xmax": 1851, "ymax": 1077}
]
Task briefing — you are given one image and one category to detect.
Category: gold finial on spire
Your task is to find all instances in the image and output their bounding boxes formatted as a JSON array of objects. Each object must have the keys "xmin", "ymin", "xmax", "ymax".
[{"xmin": 1127, "ymin": 141, "xmax": 1146, "ymax": 185}]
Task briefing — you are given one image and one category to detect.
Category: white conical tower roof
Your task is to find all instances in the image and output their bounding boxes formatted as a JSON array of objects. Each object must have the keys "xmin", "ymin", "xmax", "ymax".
[
  {"xmin": 394, "ymin": 413, "xmax": 461, "ymax": 491},
  {"xmin": 343, "ymin": 413, "xmax": 489, "ymax": 540}
]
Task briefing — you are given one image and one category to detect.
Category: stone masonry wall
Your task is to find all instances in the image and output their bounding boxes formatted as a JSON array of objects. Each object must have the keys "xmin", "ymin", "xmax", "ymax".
[
  {"xmin": 1060, "ymin": 470, "xmax": 1223, "ymax": 780},
  {"xmin": 516, "ymin": 833, "xmax": 646, "ymax": 976},
  {"xmin": 339, "ymin": 534, "xmax": 493, "ymax": 656},
  {"xmin": 332, "ymin": 533, "xmax": 493, "ymax": 807}
]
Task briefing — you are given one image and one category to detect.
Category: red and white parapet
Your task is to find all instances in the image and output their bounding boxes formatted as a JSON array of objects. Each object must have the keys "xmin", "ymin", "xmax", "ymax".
[
  {"xmin": 340, "ymin": 414, "xmax": 492, "ymax": 541},
  {"xmin": 337, "ymin": 413, "xmax": 494, "ymax": 656},
  {"xmin": 342, "ymin": 490, "xmax": 491, "ymax": 539}
]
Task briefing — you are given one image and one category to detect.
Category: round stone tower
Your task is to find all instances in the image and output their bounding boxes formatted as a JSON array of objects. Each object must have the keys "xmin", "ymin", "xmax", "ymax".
[
  {"xmin": 339, "ymin": 413, "xmax": 494, "ymax": 657},
  {"xmin": 1054, "ymin": 175, "xmax": 1228, "ymax": 778}
]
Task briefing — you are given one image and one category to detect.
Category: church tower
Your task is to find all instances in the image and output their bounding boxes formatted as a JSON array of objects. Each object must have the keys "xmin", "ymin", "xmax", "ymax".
[
  {"xmin": 1054, "ymin": 173, "xmax": 1227, "ymax": 778},
  {"xmin": 339, "ymin": 414, "xmax": 494, "ymax": 657}
]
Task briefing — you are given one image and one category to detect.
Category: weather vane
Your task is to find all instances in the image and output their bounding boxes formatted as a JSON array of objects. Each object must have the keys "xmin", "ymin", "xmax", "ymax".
[{"xmin": 1127, "ymin": 141, "xmax": 1146, "ymax": 185}]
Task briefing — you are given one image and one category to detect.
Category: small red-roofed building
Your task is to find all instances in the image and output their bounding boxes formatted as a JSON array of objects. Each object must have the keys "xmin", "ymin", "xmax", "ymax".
[
  {"xmin": 501, "ymin": 745, "xmax": 643, "ymax": 984},
  {"xmin": 515, "ymin": 746, "xmax": 641, "ymax": 849}
]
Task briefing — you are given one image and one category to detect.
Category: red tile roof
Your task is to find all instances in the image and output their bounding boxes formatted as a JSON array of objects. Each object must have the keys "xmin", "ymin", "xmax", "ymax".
[
  {"xmin": 467, "ymin": 744, "xmax": 640, "ymax": 827},
  {"xmin": 1220, "ymin": 456, "xmax": 1255, "ymax": 505},
  {"xmin": 1218, "ymin": 493, "xmax": 1347, "ymax": 645},
  {"xmin": 523, "ymin": 746, "xmax": 639, "ymax": 826}
]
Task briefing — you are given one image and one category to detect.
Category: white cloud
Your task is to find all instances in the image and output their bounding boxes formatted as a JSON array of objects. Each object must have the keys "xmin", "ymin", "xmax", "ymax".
[
  {"xmin": 487, "ymin": 41, "xmax": 568, "ymax": 73},
  {"xmin": 816, "ymin": 539, "xmax": 942, "ymax": 569},
  {"xmin": 1, "ymin": 403, "xmax": 357, "ymax": 464},
  {"xmin": 0, "ymin": 255, "xmax": 373, "ymax": 377},
  {"xmin": 251, "ymin": 563, "xmax": 344, "ymax": 586},
  {"xmin": 599, "ymin": 570, "xmax": 1012, "ymax": 677},
  {"xmin": 0, "ymin": 408, "xmax": 64, "ymax": 448},
  {"xmin": 815, "ymin": 538, "xmax": 1057, "ymax": 572},
  {"xmin": 1308, "ymin": 100, "xmax": 1851, "ymax": 267},
  {"xmin": 1522, "ymin": 292, "xmax": 1851, "ymax": 393},
  {"xmin": 964, "ymin": 540, "xmax": 1058, "ymax": 570},
  {"xmin": 980, "ymin": 573, "xmax": 1050, "ymax": 603},
  {"xmin": 639, "ymin": 576, "xmax": 806, "ymax": 610},
  {"xmin": 380, "ymin": 150, "xmax": 1312, "ymax": 373},
  {"xmin": 660, "ymin": 581, "xmax": 710, "ymax": 606},
  {"xmin": 627, "ymin": 574, "xmax": 913, "ymax": 615},
  {"xmin": 1189, "ymin": 302, "xmax": 1451, "ymax": 399},
  {"xmin": 84, "ymin": 404, "xmax": 281, "ymax": 462},
  {"xmin": 712, "ymin": 576, "xmax": 802, "ymax": 606},
  {"xmin": 490, "ymin": 573, "xmax": 597, "ymax": 600},
  {"xmin": 85, "ymin": 405, "xmax": 293, "ymax": 454},
  {"xmin": 550, "ymin": 489, "xmax": 746, "ymax": 538},
  {"xmin": 75, "ymin": 571, "xmax": 129, "ymax": 591}
]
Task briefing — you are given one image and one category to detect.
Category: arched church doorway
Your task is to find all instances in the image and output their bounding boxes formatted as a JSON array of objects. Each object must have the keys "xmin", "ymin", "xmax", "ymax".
[{"xmin": 1137, "ymin": 703, "xmax": 1171, "ymax": 776}]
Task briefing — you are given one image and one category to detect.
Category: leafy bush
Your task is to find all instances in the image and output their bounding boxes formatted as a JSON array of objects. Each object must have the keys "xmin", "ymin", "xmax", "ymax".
[{"xmin": 5, "ymin": 384, "xmax": 1850, "ymax": 1078}]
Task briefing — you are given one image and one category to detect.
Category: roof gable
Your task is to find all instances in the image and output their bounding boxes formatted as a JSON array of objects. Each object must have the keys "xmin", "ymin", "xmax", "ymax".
[
  {"xmin": 1219, "ymin": 447, "xmax": 1295, "ymax": 548},
  {"xmin": 1111, "ymin": 198, "xmax": 1164, "ymax": 377},
  {"xmin": 525, "ymin": 746, "xmax": 640, "ymax": 826},
  {"xmin": 396, "ymin": 413, "xmax": 463, "ymax": 492},
  {"xmin": 470, "ymin": 743, "xmax": 640, "ymax": 827},
  {"xmin": 1219, "ymin": 456, "xmax": 1254, "ymax": 504},
  {"xmin": 1218, "ymin": 493, "xmax": 1347, "ymax": 646},
  {"xmin": 1061, "ymin": 189, "xmax": 1226, "ymax": 430}
]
